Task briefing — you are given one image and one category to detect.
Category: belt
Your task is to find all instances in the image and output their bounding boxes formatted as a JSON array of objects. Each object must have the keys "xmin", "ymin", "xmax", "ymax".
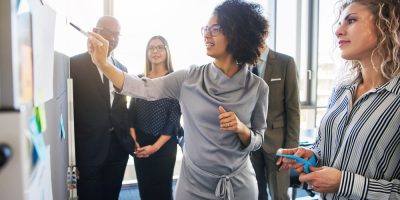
[{"xmin": 183, "ymin": 149, "xmax": 248, "ymax": 200}]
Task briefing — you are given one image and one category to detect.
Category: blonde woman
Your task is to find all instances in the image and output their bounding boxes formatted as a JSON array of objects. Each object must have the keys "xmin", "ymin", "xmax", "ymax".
[
  {"xmin": 129, "ymin": 36, "xmax": 181, "ymax": 200},
  {"xmin": 278, "ymin": 0, "xmax": 400, "ymax": 199}
]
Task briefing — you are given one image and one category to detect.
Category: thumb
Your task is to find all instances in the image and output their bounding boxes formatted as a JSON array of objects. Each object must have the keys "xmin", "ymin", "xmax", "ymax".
[
  {"xmin": 218, "ymin": 106, "xmax": 226, "ymax": 114},
  {"xmin": 299, "ymin": 172, "xmax": 313, "ymax": 183},
  {"xmin": 136, "ymin": 147, "xmax": 145, "ymax": 152},
  {"xmin": 309, "ymin": 166, "xmax": 322, "ymax": 172}
]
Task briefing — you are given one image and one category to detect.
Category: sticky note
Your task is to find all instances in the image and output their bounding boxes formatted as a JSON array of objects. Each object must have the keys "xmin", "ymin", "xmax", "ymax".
[
  {"xmin": 60, "ymin": 114, "xmax": 65, "ymax": 140},
  {"xmin": 35, "ymin": 104, "xmax": 47, "ymax": 133}
]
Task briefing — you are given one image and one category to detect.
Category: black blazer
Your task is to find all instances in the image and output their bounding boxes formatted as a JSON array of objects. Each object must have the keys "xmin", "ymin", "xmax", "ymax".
[{"xmin": 70, "ymin": 52, "xmax": 134, "ymax": 166}]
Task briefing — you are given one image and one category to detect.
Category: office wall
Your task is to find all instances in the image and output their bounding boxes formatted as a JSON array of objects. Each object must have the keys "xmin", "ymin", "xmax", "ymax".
[
  {"xmin": 44, "ymin": 51, "xmax": 70, "ymax": 200},
  {"xmin": 0, "ymin": 0, "xmax": 70, "ymax": 199}
]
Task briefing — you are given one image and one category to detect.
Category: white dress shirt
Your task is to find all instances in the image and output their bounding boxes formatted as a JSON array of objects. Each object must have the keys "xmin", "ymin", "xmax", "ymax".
[{"xmin": 97, "ymin": 56, "xmax": 115, "ymax": 106}]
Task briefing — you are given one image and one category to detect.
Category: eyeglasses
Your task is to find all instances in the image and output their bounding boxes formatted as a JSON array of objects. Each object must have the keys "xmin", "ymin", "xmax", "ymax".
[
  {"xmin": 148, "ymin": 45, "xmax": 166, "ymax": 52},
  {"xmin": 93, "ymin": 27, "xmax": 120, "ymax": 38},
  {"xmin": 201, "ymin": 24, "xmax": 222, "ymax": 37}
]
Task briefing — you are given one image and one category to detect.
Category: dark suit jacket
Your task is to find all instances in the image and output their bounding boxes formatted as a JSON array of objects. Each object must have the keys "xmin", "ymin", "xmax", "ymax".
[
  {"xmin": 261, "ymin": 50, "xmax": 300, "ymax": 154},
  {"xmin": 70, "ymin": 52, "xmax": 134, "ymax": 166}
]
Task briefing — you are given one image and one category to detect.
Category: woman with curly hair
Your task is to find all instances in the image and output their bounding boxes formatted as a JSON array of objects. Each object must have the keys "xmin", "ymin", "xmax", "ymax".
[
  {"xmin": 278, "ymin": 0, "xmax": 400, "ymax": 199},
  {"xmin": 88, "ymin": 0, "xmax": 269, "ymax": 199}
]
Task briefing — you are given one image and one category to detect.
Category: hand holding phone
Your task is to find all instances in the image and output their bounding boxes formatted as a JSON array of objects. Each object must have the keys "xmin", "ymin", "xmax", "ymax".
[{"xmin": 276, "ymin": 153, "xmax": 316, "ymax": 173}]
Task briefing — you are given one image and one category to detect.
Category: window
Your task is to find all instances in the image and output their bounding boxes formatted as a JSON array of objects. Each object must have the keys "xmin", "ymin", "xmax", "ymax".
[
  {"xmin": 113, "ymin": 0, "xmax": 269, "ymax": 75},
  {"xmin": 113, "ymin": 0, "xmax": 222, "ymax": 75},
  {"xmin": 274, "ymin": 0, "xmax": 338, "ymax": 128},
  {"xmin": 275, "ymin": 0, "xmax": 315, "ymax": 129},
  {"xmin": 315, "ymin": 0, "xmax": 338, "ymax": 125},
  {"xmin": 52, "ymin": 0, "xmax": 104, "ymax": 56}
]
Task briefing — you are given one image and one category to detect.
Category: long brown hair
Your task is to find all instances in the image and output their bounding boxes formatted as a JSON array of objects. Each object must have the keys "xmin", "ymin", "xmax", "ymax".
[{"xmin": 144, "ymin": 35, "xmax": 174, "ymax": 77}]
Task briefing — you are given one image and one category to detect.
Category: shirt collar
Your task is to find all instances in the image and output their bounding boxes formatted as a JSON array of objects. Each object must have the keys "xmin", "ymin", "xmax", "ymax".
[
  {"xmin": 259, "ymin": 47, "xmax": 269, "ymax": 62},
  {"xmin": 210, "ymin": 62, "xmax": 247, "ymax": 86},
  {"xmin": 381, "ymin": 75, "xmax": 400, "ymax": 95},
  {"xmin": 341, "ymin": 75, "xmax": 400, "ymax": 96}
]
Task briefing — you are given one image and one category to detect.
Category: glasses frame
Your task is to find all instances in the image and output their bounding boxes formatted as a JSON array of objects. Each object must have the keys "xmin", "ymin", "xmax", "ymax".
[
  {"xmin": 93, "ymin": 27, "xmax": 120, "ymax": 38},
  {"xmin": 201, "ymin": 24, "xmax": 222, "ymax": 37},
  {"xmin": 148, "ymin": 45, "xmax": 167, "ymax": 52}
]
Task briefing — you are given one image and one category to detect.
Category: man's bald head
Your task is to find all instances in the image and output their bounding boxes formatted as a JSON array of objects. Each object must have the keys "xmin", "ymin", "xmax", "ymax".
[
  {"xmin": 96, "ymin": 16, "xmax": 120, "ymax": 29},
  {"xmin": 94, "ymin": 16, "xmax": 121, "ymax": 56}
]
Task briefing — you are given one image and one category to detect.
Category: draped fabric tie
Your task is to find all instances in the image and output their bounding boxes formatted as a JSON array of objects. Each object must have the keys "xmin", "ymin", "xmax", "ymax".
[
  {"xmin": 215, "ymin": 176, "xmax": 234, "ymax": 200},
  {"xmin": 183, "ymin": 148, "xmax": 248, "ymax": 200}
]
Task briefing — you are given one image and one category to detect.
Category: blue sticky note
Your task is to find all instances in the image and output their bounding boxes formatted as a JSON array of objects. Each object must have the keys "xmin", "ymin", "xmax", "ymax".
[
  {"xmin": 29, "ymin": 116, "xmax": 47, "ymax": 162},
  {"xmin": 60, "ymin": 114, "xmax": 65, "ymax": 140},
  {"xmin": 29, "ymin": 115, "xmax": 40, "ymax": 135}
]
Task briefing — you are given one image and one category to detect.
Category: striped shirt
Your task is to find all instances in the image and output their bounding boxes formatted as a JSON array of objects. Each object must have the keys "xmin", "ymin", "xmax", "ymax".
[{"xmin": 311, "ymin": 76, "xmax": 400, "ymax": 199}]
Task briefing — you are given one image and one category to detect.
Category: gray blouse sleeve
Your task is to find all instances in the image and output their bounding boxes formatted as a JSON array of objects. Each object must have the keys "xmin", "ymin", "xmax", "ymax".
[
  {"xmin": 121, "ymin": 69, "xmax": 188, "ymax": 100},
  {"xmin": 242, "ymin": 82, "xmax": 269, "ymax": 152}
]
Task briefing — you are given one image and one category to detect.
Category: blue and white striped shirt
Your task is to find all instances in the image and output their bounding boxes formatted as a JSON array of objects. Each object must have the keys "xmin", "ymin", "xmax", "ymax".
[{"xmin": 311, "ymin": 76, "xmax": 400, "ymax": 199}]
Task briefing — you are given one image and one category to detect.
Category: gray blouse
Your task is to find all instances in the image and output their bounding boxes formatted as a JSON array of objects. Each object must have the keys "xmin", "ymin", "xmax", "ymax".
[{"xmin": 122, "ymin": 63, "xmax": 268, "ymax": 175}]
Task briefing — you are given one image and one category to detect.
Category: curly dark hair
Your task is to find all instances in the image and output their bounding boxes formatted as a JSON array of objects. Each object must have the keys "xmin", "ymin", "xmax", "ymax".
[{"xmin": 214, "ymin": 0, "xmax": 269, "ymax": 65}]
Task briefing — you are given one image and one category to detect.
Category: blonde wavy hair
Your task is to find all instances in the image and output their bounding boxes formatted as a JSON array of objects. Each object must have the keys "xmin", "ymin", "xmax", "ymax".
[{"xmin": 336, "ymin": 0, "xmax": 400, "ymax": 84}]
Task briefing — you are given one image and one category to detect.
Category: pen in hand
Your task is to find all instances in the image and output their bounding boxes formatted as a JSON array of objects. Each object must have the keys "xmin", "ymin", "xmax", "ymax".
[
  {"xmin": 69, "ymin": 22, "xmax": 88, "ymax": 37},
  {"xmin": 69, "ymin": 22, "xmax": 103, "ymax": 46}
]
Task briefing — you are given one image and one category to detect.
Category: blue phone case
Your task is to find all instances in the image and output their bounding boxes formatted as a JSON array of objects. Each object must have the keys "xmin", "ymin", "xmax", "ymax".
[{"xmin": 276, "ymin": 153, "xmax": 316, "ymax": 173}]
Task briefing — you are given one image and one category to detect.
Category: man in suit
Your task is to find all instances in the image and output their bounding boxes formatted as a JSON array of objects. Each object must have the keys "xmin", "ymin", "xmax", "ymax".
[
  {"xmin": 250, "ymin": 25, "xmax": 300, "ymax": 200},
  {"xmin": 70, "ymin": 16, "xmax": 134, "ymax": 200}
]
